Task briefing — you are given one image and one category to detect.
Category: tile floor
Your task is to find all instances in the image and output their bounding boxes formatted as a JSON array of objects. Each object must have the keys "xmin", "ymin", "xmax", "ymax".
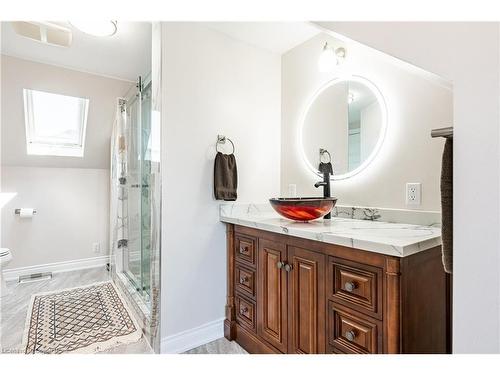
[
  {"xmin": 0, "ymin": 267, "xmax": 152, "ymax": 354},
  {"xmin": 184, "ymin": 338, "xmax": 247, "ymax": 354}
]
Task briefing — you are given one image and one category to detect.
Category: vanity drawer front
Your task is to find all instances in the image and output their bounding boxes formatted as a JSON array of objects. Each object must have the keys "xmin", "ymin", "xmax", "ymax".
[
  {"xmin": 328, "ymin": 302, "xmax": 382, "ymax": 354},
  {"xmin": 236, "ymin": 294, "xmax": 256, "ymax": 332},
  {"xmin": 328, "ymin": 257, "xmax": 383, "ymax": 319},
  {"xmin": 235, "ymin": 234, "xmax": 256, "ymax": 267},
  {"xmin": 235, "ymin": 262, "xmax": 256, "ymax": 299}
]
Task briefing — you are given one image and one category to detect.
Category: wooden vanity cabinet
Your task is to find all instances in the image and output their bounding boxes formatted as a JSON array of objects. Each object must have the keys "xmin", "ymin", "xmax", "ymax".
[
  {"xmin": 224, "ymin": 224, "xmax": 450, "ymax": 354},
  {"xmin": 286, "ymin": 245, "xmax": 326, "ymax": 354},
  {"xmin": 257, "ymin": 238, "xmax": 288, "ymax": 352}
]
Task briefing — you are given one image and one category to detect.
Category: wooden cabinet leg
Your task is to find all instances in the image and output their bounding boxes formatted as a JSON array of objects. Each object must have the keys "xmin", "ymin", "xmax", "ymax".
[
  {"xmin": 225, "ymin": 224, "xmax": 236, "ymax": 340},
  {"xmin": 224, "ymin": 317, "xmax": 237, "ymax": 340},
  {"xmin": 384, "ymin": 257, "xmax": 401, "ymax": 353}
]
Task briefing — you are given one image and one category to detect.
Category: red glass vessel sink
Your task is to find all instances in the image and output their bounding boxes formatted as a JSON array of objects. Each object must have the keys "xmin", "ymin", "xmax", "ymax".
[{"xmin": 269, "ymin": 197, "xmax": 337, "ymax": 222}]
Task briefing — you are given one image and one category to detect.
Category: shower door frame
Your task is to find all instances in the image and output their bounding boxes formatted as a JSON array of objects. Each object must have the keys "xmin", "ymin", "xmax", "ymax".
[{"xmin": 122, "ymin": 74, "xmax": 154, "ymax": 303}]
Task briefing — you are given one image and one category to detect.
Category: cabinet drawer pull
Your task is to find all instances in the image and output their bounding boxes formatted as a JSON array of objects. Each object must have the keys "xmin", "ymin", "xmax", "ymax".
[
  {"xmin": 240, "ymin": 306, "xmax": 249, "ymax": 314},
  {"xmin": 239, "ymin": 276, "xmax": 249, "ymax": 283},
  {"xmin": 277, "ymin": 261, "xmax": 285, "ymax": 269},
  {"xmin": 345, "ymin": 330, "xmax": 356, "ymax": 342},
  {"xmin": 344, "ymin": 281, "xmax": 357, "ymax": 292},
  {"xmin": 284, "ymin": 263, "xmax": 293, "ymax": 272}
]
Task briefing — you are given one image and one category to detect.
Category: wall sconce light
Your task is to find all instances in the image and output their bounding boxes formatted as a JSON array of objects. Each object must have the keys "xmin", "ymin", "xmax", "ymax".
[{"xmin": 318, "ymin": 42, "xmax": 347, "ymax": 73}]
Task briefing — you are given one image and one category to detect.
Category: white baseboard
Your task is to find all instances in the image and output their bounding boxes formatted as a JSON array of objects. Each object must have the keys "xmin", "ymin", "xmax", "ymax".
[
  {"xmin": 2, "ymin": 255, "xmax": 110, "ymax": 281},
  {"xmin": 161, "ymin": 318, "xmax": 225, "ymax": 354}
]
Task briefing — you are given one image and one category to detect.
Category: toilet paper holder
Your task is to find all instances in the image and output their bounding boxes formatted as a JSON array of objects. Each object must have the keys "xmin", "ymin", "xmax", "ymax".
[{"xmin": 14, "ymin": 209, "xmax": 37, "ymax": 215}]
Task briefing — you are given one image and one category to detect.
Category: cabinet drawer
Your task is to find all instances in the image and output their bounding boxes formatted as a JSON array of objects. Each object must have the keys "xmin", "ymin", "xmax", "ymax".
[
  {"xmin": 235, "ymin": 262, "xmax": 256, "ymax": 298},
  {"xmin": 328, "ymin": 302, "xmax": 382, "ymax": 354},
  {"xmin": 236, "ymin": 294, "xmax": 256, "ymax": 332},
  {"xmin": 235, "ymin": 234, "xmax": 256, "ymax": 267},
  {"xmin": 328, "ymin": 257, "xmax": 382, "ymax": 319}
]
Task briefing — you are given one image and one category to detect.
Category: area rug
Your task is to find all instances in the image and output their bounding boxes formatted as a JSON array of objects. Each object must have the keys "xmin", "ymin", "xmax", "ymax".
[{"xmin": 22, "ymin": 281, "xmax": 142, "ymax": 354}]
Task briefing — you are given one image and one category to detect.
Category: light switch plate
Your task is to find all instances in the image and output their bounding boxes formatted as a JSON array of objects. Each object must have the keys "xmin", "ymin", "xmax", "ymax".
[{"xmin": 406, "ymin": 183, "xmax": 421, "ymax": 206}]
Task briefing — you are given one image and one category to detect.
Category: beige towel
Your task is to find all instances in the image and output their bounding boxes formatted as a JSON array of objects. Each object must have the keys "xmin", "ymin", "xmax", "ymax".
[{"xmin": 441, "ymin": 138, "xmax": 453, "ymax": 273}]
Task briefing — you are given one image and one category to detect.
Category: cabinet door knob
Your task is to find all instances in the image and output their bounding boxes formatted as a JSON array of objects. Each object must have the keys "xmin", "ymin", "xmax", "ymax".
[
  {"xmin": 239, "ymin": 276, "xmax": 249, "ymax": 283},
  {"xmin": 240, "ymin": 246, "xmax": 249, "ymax": 254},
  {"xmin": 284, "ymin": 263, "xmax": 293, "ymax": 272},
  {"xmin": 277, "ymin": 261, "xmax": 285, "ymax": 269},
  {"xmin": 345, "ymin": 330, "xmax": 356, "ymax": 342},
  {"xmin": 344, "ymin": 281, "xmax": 357, "ymax": 292},
  {"xmin": 240, "ymin": 307, "xmax": 249, "ymax": 314}
]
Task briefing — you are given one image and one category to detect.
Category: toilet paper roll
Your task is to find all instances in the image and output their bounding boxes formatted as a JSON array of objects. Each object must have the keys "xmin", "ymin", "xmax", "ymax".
[{"xmin": 19, "ymin": 208, "xmax": 35, "ymax": 218}]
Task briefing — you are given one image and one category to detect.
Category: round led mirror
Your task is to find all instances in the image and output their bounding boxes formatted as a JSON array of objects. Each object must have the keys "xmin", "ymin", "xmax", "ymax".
[{"xmin": 300, "ymin": 76, "xmax": 387, "ymax": 180}]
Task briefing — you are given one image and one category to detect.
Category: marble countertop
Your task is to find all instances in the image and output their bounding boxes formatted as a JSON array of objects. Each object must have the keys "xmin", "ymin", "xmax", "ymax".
[{"xmin": 220, "ymin": 203, "xmax": 442, "ymax": 258}]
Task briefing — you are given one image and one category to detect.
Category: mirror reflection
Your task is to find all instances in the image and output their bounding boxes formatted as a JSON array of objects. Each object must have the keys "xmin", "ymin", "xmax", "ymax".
[{"xmin": 302, "ymin": 79, "xmax": 384, "ymax": 177}]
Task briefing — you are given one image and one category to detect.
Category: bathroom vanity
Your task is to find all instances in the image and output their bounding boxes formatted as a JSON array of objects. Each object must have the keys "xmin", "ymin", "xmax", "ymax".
[{"xmin": 221, "ymin": 204, "xmax": 450, "ymax": 354}]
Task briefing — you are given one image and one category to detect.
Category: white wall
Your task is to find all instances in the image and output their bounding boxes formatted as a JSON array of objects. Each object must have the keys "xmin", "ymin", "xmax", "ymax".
[
  {"xmin": 0, "ymin": 57, "xmax": 130, "ymax": 271},
  {"xmin": 1, "ymin": 55, "xmax": 132, "ymax": 169},
  {"xmin": 315, "ymin": 21, "xmax": 500, "ymax": 354},
  {"xmin": 1, "ymin": 166, "xmax": 109, "ymax": 269},
  {"xmin": 281, "ymin": 32, "xmax": 453, "ymax": 211},
  {"xmin": 161, "ymin": 23, "xmax": 281, "ymax": 345}
]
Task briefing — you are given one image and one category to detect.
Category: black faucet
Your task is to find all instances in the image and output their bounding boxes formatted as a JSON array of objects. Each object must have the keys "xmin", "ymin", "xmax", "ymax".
[{"xmin": 314, "ymin": 171, "xmax": 331, "ymax": 219}]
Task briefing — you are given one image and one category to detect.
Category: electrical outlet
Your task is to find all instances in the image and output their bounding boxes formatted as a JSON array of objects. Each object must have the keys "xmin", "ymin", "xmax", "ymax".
[
  {"xmin": 92, "ymin": 242, "xmax": 101, "ymax": 254},
  {"xmin": 406, "ymin": 183, "xmax": 421, "ymax": 206}
]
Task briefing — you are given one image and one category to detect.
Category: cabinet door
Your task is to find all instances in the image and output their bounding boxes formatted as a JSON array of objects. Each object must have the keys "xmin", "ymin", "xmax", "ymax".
[
  {"xmin": 287, "ymin": 246, "xmax": 326, "ymax": 354},
  {"xmin": 257, "ymin": 238, "xmax": 287, "ymax": 352}
]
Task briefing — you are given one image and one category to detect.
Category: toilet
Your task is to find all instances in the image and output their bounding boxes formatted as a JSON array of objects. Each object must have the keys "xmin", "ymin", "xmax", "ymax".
[{"xmin": 0, "ymin": 248, "xmax": 12, "ymax": 298}]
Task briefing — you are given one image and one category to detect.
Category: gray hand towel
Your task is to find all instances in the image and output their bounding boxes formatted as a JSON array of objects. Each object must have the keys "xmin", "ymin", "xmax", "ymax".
[
  {"xmin": 441, "ymin": 138, "xmax": 453, "ymax": 273},
  {"xmin": 214, "ymin": 152, "xmax": 238, "ymax": 201}
]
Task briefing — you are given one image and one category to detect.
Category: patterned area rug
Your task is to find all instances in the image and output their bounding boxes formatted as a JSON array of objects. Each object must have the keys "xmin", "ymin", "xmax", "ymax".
[{"xmin": 22, "ymin": 281, "xmax": 142, "ymax": 354}]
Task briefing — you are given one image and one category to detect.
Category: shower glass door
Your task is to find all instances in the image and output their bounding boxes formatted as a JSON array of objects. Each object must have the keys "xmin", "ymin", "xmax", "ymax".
[{"xmin": 124, "ymin": 76, "xmax": 152, "ymax": 302}]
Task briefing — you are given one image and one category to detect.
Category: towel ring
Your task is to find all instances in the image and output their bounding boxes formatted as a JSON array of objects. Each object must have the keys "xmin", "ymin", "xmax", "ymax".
[
  {"xmin": 319, "ymin": 148, "xmax": 331, "ymax": 163},
  {"xmin": 216, "ymin": 135, "xmax": 235, "ymax": 155}
]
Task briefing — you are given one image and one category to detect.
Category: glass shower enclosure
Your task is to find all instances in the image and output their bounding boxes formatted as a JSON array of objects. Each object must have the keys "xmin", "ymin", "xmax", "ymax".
[
  {"xmin": 110, "ymin": 73, "xmax": 161, "ymax": 351},
  {"xmin": 123, "ymin": 76, "xmax": 153, "ymax": 300}
]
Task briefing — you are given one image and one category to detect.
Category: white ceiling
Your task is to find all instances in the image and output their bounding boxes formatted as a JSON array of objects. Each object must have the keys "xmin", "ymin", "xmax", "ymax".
[
  {"xmin": 0, "ymin": 21, "xmax": 151, "ymax": 82},
  {"xmin": 203, "ymin": 22, "xmax": 321, "ymax": 55}
]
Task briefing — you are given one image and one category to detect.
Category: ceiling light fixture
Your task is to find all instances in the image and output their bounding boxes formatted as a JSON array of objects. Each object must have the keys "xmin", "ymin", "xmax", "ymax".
[
  {"xmin": 70, "ymin": 21, "xmax": 117, "ymax": 37},
  {"xmin": 318, "ymin": 42, "xmax": 347, "ymax": 73}
]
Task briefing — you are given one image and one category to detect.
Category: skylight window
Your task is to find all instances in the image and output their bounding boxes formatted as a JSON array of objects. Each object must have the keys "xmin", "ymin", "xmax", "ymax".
[{"xmin": 23, "ymin": 89, "xmax": 89, "ymax": 157}]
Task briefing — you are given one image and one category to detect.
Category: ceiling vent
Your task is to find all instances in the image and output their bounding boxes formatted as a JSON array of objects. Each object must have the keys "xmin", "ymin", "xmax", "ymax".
[{"xmin": 11, "ymin": 21, "xmax": 72, "ymax": 48}]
